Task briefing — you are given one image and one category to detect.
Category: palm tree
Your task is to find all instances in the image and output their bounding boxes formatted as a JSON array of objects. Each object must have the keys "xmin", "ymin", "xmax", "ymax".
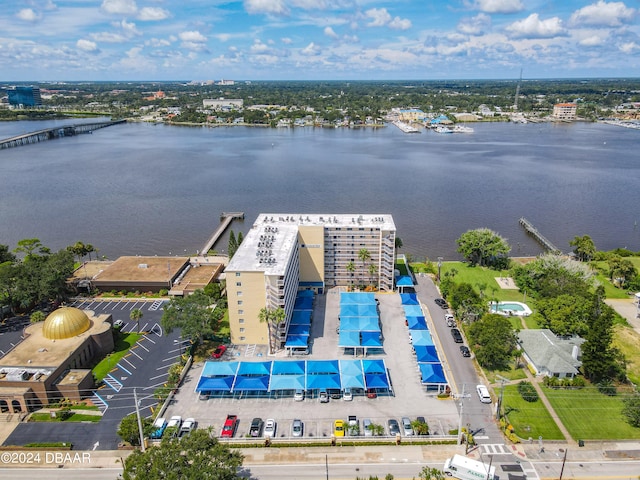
[
  {"xmin": 345, "ymin": 261, "xmax": 356, "ymax": 290},
  {"xmin": 258, "ymin": 306, "xmax": 286, "ymax": 354},
  {"xmin": 368, "ymin": 263, "xmax": 378, "ymax": 289},
  {"xmin": 358, "ymin": 248, "xmax": 371, "ymax": 289},
  {"xmin": 130, "ymin": 308, "xmax": 143, "ymax": 334}
]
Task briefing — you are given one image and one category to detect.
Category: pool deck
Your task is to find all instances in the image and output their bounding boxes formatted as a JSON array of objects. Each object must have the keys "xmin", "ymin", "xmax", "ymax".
[{"xmin": 494, "ymin": 276, "xmax": 518, "ymax": 289}]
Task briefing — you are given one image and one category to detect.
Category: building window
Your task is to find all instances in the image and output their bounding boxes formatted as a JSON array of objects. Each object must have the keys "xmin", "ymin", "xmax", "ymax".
[
  {"xmin": 239, "ymin": 318, "xmax": 245, "ymax": 323},
  {"xmin": 237, "ymin": 291, "xmax": 243, "ymax": 296},
  {"xmin": 239, "ymin": 336, "xmax": 245, "ymax": 341},
  {"xmin": 239, "ymin": 328, "xmax": 245, "ymax": 333},
  {"xmin": 238, "ymin": 309, "xmax": 244, "ymax": 314},
  {"xmin": 237, "ymin": 300, "xmax": 243, "ymax": 305},
  {"xmin": 235, "ymin": 272, "xmax": 241, "ymax": 277},
  {"xmin": 236, "ymin": 282, "xmax": 242, "ymax": 287}
]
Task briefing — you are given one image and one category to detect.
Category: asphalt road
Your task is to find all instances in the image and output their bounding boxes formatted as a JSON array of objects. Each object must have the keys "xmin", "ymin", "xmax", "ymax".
[{"xmin": 3, "ymin": 299, "xmax": 182, "ymax": 450}]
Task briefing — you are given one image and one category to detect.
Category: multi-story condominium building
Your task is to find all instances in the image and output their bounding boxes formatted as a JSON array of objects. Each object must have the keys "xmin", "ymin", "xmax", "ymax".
[
  {"xmin": 553, "ymin": 103, "xmax": 577, "ymax": 120},
  {"xmin": 7, "ymin": 86, "xmax": 42, "ymax": 107},
  {"xmin": 225, "ymin": 214, "xmax": 396, "ymax": 347}
]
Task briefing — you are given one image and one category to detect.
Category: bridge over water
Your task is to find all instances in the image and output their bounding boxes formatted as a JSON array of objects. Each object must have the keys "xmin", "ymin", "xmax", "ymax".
[{"xmin": 0, "ymin": 119, "xmax": 126, "ymax": 150}]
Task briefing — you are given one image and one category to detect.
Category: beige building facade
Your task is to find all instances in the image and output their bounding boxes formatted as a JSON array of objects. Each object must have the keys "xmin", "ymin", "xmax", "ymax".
[
  {"xmin": 225, "ymin": 214, "xmax": 396, "ymax": 347},
  {"xmin": 553, "ymin": 103, "xmax": 577, "ymax": 120}
]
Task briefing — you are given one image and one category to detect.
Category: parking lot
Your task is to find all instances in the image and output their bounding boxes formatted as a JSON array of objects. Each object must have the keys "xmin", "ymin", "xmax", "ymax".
[{"xmin": 163, "ymin": 288, "xmax": 460, "ymax": 441}]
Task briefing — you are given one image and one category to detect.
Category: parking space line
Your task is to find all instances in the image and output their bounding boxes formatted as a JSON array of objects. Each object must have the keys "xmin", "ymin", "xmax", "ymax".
[
  {"xmin": 144, "ymin": 336, "xmax": 156, "ymax": 345},
  {"xmin": 110, "ymin": 301, "xmax": 121, "ymax": 310},
  {"xmin": 117, "ymin": 363, "xmax": 133, "ymax": 376},
  {"xmin": 140, "ymin": 321, "xmax": 150, "ymax": 332},
  {"xmin": 149, "ymin": 373, "xmax": 168, "ymax": 381},
  {"xmin": 122, "ymin": 357, "xmax": 137, "ymax": 370},
  {"xmin": 129, "ymin": 349, "xmax": 143, "ymax": 360},
  {"xmin": 143, "ymin": 381, "xmax": 168, "ymax": 391},
  {"xmin": 137, "ymin": 342, "xmax": 150, "ymax": 352},
  {"xmin": 158, "ymin": 361, "xmax": 177, "ymax": 370},
  {"xmin": 121, "ymin": 302, "xmax": 130, "ymax": 310}
]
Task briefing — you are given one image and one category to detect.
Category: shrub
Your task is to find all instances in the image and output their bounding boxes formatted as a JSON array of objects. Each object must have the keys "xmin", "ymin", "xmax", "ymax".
[
  {"xmin": 571, "ymin": 376, "xmax": 586, "ymax": 388},
  {"xmin": 597, "ymin": 381, "xmax": 617, "ymax": 396},
  {"xmin": 517, "ymin": 381, "xmax": 538, "ymax": 402},
  {"xmin": 159, "ymin": 289, "xmax": 168, "ymax": 296}
]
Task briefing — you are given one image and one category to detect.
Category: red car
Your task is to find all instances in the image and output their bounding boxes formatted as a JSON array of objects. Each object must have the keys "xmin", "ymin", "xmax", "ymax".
[
  {"xmin": 211, "ymin": 345, "xmax": 227, "ymax": 359},
  {"xmin": 366, "ymin": 388, "xmax": 377, "ymax": 399},
  {"xmin": 220, "ymin": 415, "xmax": 238, "ymax": 438}
]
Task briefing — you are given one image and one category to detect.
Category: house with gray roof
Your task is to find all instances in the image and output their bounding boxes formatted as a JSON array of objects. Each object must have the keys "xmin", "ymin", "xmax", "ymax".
[{"xmin": 517, "ymin": 329, "xmax": 584, "ymax": 379}]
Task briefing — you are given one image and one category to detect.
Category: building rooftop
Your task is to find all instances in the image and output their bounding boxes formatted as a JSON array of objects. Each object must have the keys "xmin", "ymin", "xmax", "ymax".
[
  {"xmin": 93, "ymin": 256, "xmax": 188, "ymax": 284},
  {"xmin": 226, "ymin": 214, "xmax": 395, "ymax": 275},
  {"xmin": 518, "ymin": 329, "xmax": 583, "ymax": 376}
]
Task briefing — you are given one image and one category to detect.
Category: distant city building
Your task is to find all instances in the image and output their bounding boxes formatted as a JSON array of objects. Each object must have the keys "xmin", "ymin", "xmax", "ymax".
[
  {"xmin": 225, "ymin": 214, "xmax": 396, "ymax": 347},
  {"xmin": 7, "ymin": 86, "xmax": 42, "ymax": 107},
  {"xmin": 397, "ymin": 108, "xmax": 425, "ymax": 122},
  {"xmin": 202, "ymin": 98, "xmax": 244, "ymax": 110},
  {"xmin": 216, "ymin": 79, "xmax": 235, "ymax": 86},
  {"xmin": 553, "ymin": 103, "xmax": 577, "ymax": 120}
]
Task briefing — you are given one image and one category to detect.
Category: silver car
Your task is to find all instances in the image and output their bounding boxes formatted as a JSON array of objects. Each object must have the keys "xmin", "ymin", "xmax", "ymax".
[
  {"xmin": 401, "ymin": 417, "xmax": 414, "ymax": 436},
  {"xmin": 292, "ymin": 419, "xmax": 303, "ymax": 437}
]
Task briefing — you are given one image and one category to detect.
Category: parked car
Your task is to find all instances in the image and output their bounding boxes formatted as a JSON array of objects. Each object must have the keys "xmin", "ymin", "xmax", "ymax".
[
  {"xmin": 249, "ymin": 417, "xmax": 264, "ymax": 437},
  {"xmin": 329, "ymin": 389, "xmax": 342, "ymax": 399},
  {"xmin": 387, "ymin": 418, "xmax": 400, "ymax": 436},
  {"xmin": 294, "ymin": 389, "xmax": 305, "ymax": 402},
  {"xmin": 211, "ymin": 345, "xmax": 227, "ymax": 359},
  {"xmin": 333, "ymin": 419, "xmax": 345, "ymax": 437},
  {"xmin": 179, "ymin": 418, "xmax": 196, "ymax": 437},
  {"xmin": 292, "ymin": 419, "xmax": 303, "ymax": 437},
  {"xmin": 220, "ymin": 414, "xmax": 238, "ymax": 438},
  {"xmin": 445, "ymin": 314, "xmax": 456, "ymax": 327},
  {"xmin": 343, "ymin": 388, "xmax": 353, "ymax": 401},
  {"xmin": 434, "ymin": 298, "xmax": 448, "ymax": 309},
  {"xmin": 451, "ymin": 328, "xmax": 463, "ymax": 343},
  {"xmin": 319, "ymin": 389, "xmax": 329, "ymax": 403},
  {"xmin": 366, "ymin": 388, "xmax": 377, "ymax": 399},
  {"xmin": 113, "ymin": 319, "xmax": 124, "ymax": 329},
  {"xmin": 401, "ymin": 417, "xmax": 414, "ymax": 436},
  {"xmin": 460, "ymin": 345, "xmax": 471, "ymax": 357},
  {"xmin": 166, "ymin": 415, "xmax": 182, "ymax": 438},
  {"xmin": 263, "ymin": 418, "xmax": 277, "ymax": 438},
  {"xmin": 150, "ymin": 417, "xmax": 167, "ymax": 439},
  {"xmin": 363, "ymin": 418, "xmax": 373, "ymax": 437},
  {"xmin": 476, "ymin": 384, "xmax": 492, "ymax": 404},
  {"xmin": 415, "ymin": 416, "xmax": 429, "ymax": 436}
]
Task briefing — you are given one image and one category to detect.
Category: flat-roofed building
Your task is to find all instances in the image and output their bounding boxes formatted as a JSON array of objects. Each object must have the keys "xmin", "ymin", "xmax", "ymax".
[
  {"xmin": 553, "ymin": 103, "xmax": 577, "ymax": 120},
  {"xmin": 7, "ymin": 86, "xmax": 42, "ymax": 107},
  {"xmin": 202, "ymin": 98, "xmax": 244, "ymax": 110},
  {"xmin": 226, "ymin": 214, "xmax": 396, "ymax": 348}
]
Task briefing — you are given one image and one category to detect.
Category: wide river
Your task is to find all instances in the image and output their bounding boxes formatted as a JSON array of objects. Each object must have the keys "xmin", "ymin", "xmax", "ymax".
[{"xmin": 1, "ymin": 119, "xmax": 638, "ymax": 261}]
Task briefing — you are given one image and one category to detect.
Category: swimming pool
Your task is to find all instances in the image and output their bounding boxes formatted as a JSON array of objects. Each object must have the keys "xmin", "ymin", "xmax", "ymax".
[{"xmin": 489, "ymin": 301, "xmax": 532, "ymax": 317}]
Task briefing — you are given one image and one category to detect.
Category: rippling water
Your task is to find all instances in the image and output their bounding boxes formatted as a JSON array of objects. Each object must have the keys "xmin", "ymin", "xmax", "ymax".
[{"xmin": 1, "ymin": 119, "xmax": 639, "ymax": 260}]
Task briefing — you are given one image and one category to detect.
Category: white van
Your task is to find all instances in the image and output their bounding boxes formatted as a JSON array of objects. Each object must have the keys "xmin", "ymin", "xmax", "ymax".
[
  {"xmin": 443, "ymin": 454, "xmax": 495, "ymax": 480},
  {"xmin": 476, "ymin": 384, "xmax": 492, "ymax": 404}
]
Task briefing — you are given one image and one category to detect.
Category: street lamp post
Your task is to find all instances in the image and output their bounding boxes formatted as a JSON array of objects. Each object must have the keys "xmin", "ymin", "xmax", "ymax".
[
  {"xmin": 437, "ymin": 257, "xmax": 443, "ymax": 283},
  {"xmin": 559, "ymin": 448, "xmax": 567, "ymax": 480}
]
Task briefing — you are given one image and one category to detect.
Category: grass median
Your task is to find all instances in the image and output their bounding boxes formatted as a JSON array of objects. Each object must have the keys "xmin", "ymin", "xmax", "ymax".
[
  {"xmin": 502, "ymin": 385, "xmax": 564, "ymax": 441},
  {"xmin": 93, "ymin": 331, "xmax": 142, "ymax": 382}
]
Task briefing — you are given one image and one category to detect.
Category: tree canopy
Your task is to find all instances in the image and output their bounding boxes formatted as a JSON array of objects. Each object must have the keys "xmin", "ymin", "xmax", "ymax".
[
  {"xmin": 535, "ymin": 294, "xmax": 591, "ymax": 336},
  {"xmin": 569, "ymin": 235, "xmax": 596, "ymax": 262},
  {"xmin": 161, "ymin": 289, "xmax": 223, "ymax": 344},
  {"xmin": 118, "ymin": 413, "xmax": 154, "ymax": 446},
  {"xmin": 455, "ymin": 228, "xmax": 510, "ymax": 268},
  {"xmin": 511, "ymin": 254, "xmax": 594, "ymax": 299},
  {"xmin": 468, "ymin": 313, "xmax": 518, "ymax": 370},
  {"xmin": 123, "ymin": 428, "xmax": 244, "ymax": 480},
  {"xmin": 259, "ymin": 306, "xmax": 286, "ymax": 354}
]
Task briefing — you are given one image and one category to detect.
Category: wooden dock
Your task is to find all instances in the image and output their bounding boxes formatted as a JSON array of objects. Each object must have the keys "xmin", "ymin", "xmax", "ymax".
[
  {"xmin": 200, "ymin": 212, "xmax": 245, "ymax": 255},
  {"xmin": 519, "ymin": 217, "xmax": 561, "ymax": 254}
]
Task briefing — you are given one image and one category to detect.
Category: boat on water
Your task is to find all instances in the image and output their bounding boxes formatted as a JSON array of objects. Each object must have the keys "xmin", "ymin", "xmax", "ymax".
[
  {"xmin": 434, "ymin": 126, "xmax": 453, "ymax": 134},
  {"xmin": 452, "ymin": 125, "xmax": 474, "ymax": 133}
]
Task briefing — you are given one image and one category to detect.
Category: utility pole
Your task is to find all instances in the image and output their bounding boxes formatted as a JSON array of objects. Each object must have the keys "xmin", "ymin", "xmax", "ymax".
[
  {"xmin": 457, "ymin": 384, "xmax": 465, "ymax": 445},
  {"xmin": 496, "ymin": 375, "xmax": 510, "ymax": 422},
  {"xmin": 134, "ymin": 388, "xmax": 145, "ymax": 452},
  {"xmin": 559, "ymin": 448, "xmax": 567, "ymax": 480}
]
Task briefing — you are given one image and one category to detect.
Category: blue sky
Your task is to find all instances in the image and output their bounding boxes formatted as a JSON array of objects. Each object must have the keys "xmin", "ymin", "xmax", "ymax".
[{"xmin": 1, "ymin": 0, "xmax": 639, "ymax": 81}]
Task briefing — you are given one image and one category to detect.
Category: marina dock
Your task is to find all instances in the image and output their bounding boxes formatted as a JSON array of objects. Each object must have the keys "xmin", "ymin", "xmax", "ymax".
[
  {"xmin": 519, "ymin": 217, "xmax": 561, "ymax": 254},
  {"xmin": 200, "ymin": 212, "xmax": 245, "ymax": 255}
]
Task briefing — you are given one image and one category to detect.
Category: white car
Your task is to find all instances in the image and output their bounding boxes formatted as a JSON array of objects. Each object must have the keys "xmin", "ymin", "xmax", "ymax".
[
  {"xmin": 293, "ymin": 389, "xmax": 304, "ymax": 401},
  {"xmin": 167, "ymin": 415, "xmax": 182, "ymax": 429},
  {"xmin": 343, "ymin": 388, "xmax": 353, "ymax": 401},
  {"xmin": 363, "ymin": 418, "xmax": 373, "ymax": 437},
  {"xmin": 476, "ymin": 384, "xmax": 492, "ymax": 404},
  {"xmin": 401, "ymin": 417, "xmax": 414, "ymax": 436},
  {"xmin": 179, "ymin": 418, "xmax": 196, "ymax": 437},
  {"xmin": 263, "ymin": 418, "xmax": 277, "ymax": 438},
  {"xmin": 113, "ymin": 319, "xmax": 124, "ymax": 328}
]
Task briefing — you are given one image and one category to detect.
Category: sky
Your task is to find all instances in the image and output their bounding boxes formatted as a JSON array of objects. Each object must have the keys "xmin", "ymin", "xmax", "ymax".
[{"xmin": 1, "ymin": 0, "xmax": 639, "ymax": 81}]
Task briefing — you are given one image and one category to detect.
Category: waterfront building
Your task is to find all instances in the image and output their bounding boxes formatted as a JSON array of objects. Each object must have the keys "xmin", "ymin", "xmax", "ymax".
[
  {"xmin": 202, "ymin": 98, "xmax": 244, "ymax": 110},
  {"xmin": 398, "ymin": 108, "xmax": 425, "ymax": 122},
  {"xmin": 7, "ymin": 86, "xmax": 42, "ymax": 107},
  {"xmin": 225, "ymin": 214, "xmax": 396, "ymax": 347},
  {"xmin": 553, "ymin": 103, "xmax": 577, "ymax": 120}
]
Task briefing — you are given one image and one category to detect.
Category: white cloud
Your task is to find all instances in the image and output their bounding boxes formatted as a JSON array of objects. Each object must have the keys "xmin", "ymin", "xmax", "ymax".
[
  {"xmin": 146, "ymin": 38, "xmax": 172, "ymax": 47},
  {"xmin": 389, "ymin": 17, "xmax": 411, "ymax": 30},
  {"xmin": 458, "ymin": 13, "xmax": 491, "ymax": 35},
  {"xmin": 138, "ymin": 7, "xmax": 170, "ymax": 21},
  {"xmin": 324, "ymin": 26, "xmax": 338, "ymax": 39},
  {"xmin": 77, "ymin": 39, "xmax": 98, "ymax": 52},
  {"xmin": 570, "ymin": 1, "xmax": 636, "ymax": 27},
  {"xmin": 579, "ymin": 34, "xmax": 606, "ymax": 46},
  {"xmin": 472, "ymin": 0, "xmax": 524, "ymax": 14},
  {"xmin": 301, "ymin": 42, "xmax": 321, "ymax": 55},
  {"xmin": 17, "ymin": 8, "xmax": 40, "ymax": 22},
  {"xmin": 119, "ymin": 19, "xmax": 141, "ymax": 36},
  {"xmin": 179, "ymin": 31, "xmax": 207, "ymax": 43},
  {"xmin": 505, "ymin": 13, "xmax": 565, "ymax": 39},
  {"xmin": 619, "ymin": 41, "xmax": 639, "ymax": 53},
  {"xmin": 250, "ymin": 39, "xmax": 270, "ymax": 53},
  {"xmin": 281, "ymin": 37, "xmax": 293, "ymax": 44},
  {"xmin": 101, "ymin": 0, "xmax": 137, "ymax": 15},
  {"xmin": 91, "ymin": 32, "xmax": 128, "ymax": 43},
  {"xmin": 365, "ymin": 8, "xmax": 391, "ymax": 27},
  {"xmin": 244, "ymin": 0, "xmax": 289, "ymax": 15}
]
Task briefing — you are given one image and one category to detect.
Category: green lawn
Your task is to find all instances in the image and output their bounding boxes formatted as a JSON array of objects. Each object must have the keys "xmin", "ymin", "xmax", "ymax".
[
  {"xmin": 544, "ymin": 386, "xmax": 640, "ymax": 440},
  {"xmin": 93, "ymin": 332, "xmax": 142, "ymax": 381},
  {"xmin": 439, "ymin": 262, "xmax": 529, "ymax": 303},
  {"xmin": 487, "ymin": 367, "xmax": 527, "ymax": 383},
  {"xmin": 502, "ymin": 385, "xmax": 564, "ymax": 440},
  {"xmin": 613, "ymin": 325, "xmax": 640, "ymax": 386}
]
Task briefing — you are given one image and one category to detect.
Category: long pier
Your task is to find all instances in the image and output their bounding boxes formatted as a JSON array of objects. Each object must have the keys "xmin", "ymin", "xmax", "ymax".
[
  {"xmin": 0, "ymin": 119, "xmax": 126, "ymax": 150},
  {"xmin": 519, "ymin": 217, "xmax": 561, "ymax": 254},
  {"xmin": 200, "ymin": 212, "xmax": 245, "ymax": 255}
]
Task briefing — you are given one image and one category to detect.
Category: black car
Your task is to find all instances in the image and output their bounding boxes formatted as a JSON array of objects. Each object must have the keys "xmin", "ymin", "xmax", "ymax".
[
  {"xmin": 451, "ymin": 328, "xmax": 463, "ymax": 343},
  {"xmin": 434, "ymin": 298, "xmax": 447, "ymax": 307},
  {"xmin": 387, "ymin": 418, "xmax": 400, "ymax": 436},
  {"xmin": 460, "ymin": 345, "xmax": 471, "ymax": 357},
  {"xmin": 249, "ymin": 417, "xmax": 264, "ymax": 437}
]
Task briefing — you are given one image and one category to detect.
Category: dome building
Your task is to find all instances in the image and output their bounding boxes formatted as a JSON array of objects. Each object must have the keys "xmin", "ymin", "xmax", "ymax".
[{"xmin": 0, "ymin": 307, "xmax": 114, "ymax": 413}]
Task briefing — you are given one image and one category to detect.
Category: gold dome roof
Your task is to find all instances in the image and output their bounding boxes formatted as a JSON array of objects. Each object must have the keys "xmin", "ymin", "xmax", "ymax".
[{"xmin": 42, "ymin": 307, "xmax": 91, "ymax": 340}]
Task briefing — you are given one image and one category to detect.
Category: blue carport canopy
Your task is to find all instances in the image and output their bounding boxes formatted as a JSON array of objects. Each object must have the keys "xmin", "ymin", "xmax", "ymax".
[
  {"xmin": 233, "ymin": 375, "xmax": 270, "ymax": 391},
  {"xmin": 297, "ymin": 290, "xmax": 314, "ymax": 298},
  {"xmin": 269, "ymin": 374, "xmax": 305, "ymax": 391},
  {"xmin": 419, "ymin": 363, "xmax": 447, "ymax": 384},
  {"xmin": 237, "ymin": 361, "xmax": 272, "ymax": 376},
  {"xmin": 365, "ymin": 373, "xmax": 389, "ymax": 389},
  {"xmin": 340, "ymin": 292, "xmax": 376, "ymax": 305},
  {"xmin": 340, "ymin": 303, "xmax": 377, "ymax": 317},
  {"xmin": 403, "ymin": 305, "xmax": 423, "ymax": 317},
  {"xmin": 271, "ymin": 361, "xmax": 305, "ymax": 375},
  {"xmin": 307, "ymin": 374, "xmax": 341, "ymax": 390},
  {"xmin": 362, "ymin": 359, "xmax": 386, "ymax": 374},
  {"xmin": 290, "ymin": 310, "xmax": 312, "ymax": 325},
  {"xmin": 306, "ymin": 360, "xmax": 339, "ymax": 374},
  {"xmin": 407, "ymin": 316, "xmax": 427, "ymax": 330},
  {"xmin": 395, "ymin": 275, "xmax": 413, "ymax": 287},
  {"xmin": 294, "ymin": 296, "xmax": 313, "ymax": 310},
  {"xmin": 196, "ymin": 376, "xmax": 234, "ymax": 392},
  {"xmin": 285, "ymin": 335, "xmax": 309, "ymax": 347},
  {"xmin": 288, "ymin": 324, "xmax": 310, "ymax": 336},
  {"xmin": 400, "ymin": 293, "xmax": 419, "ymax": 305},
  {"xmin": 415, "ymin": 345, "xmax": 440, "ymax": 363},
  {"xmin": 411, "ymin": 330, "xmax": 434, "ymax": 346},
  {"xmin": 338, "ymin": 330, "xmax": 361, "ymax": 347},
  {"xmin": 201, "ymin": 361, "xmax": 239, "ymax": 377},
  {"xmin": 360, "ymin": 331, "xmax": 382, "ymax": 347},
  {"xmin": 340, "ymin": 316, "xmax": 380, "ymax": 332}
]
